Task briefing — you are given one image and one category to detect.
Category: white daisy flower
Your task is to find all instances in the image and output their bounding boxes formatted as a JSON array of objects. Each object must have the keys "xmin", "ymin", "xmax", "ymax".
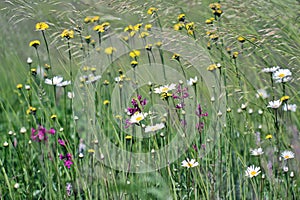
[
  {"xmin": 283, "ymin": 104, "xmax": 297, "ymax": 112},
  {"xmin": 272, "ymin": 69, "xmax": 292, "ymax": 83},
  {"xmin": 145, "ymin": 123, "xmax": 165, "ymax": 133},
  {"xmin": 57, "ymin": 80, "xmax": 71, "ymax": 87},
  {"xmin": 256, "ymin": 89, "xmax": 269, "ymax": 99},
  {"xmin": 181, "ymin": 158, "xmax": 199, "ymax": 168},
  {"xmin": 245, "ymin": 165, "xmax": 261, "ymax": 178},
  {"xmin": 262, "ymin": 66, "xmax": 280, "ymax": 73},
  {"xmin": 281, "ymin": 150, "xmax": 295, "ymax": 160},
  {"xmin": 187, "ymin": 76, "xmax": 198, "ymax": 86},
  {"xmin": 154, "ymin": 83, "xmax": 176, "ymax": 94},
  {"xmin": 86, "ymin": 74, "xmax": 101, "ymax": 84},
  {"xmin": 129, "ymin": 112, "xmax": 147, "ymax": 124},
  {"xmin": 250, "ymin": 147, "xmax": 264, "ymax": 156},
  {"xmin": 267, "ymin": 100, "xmax": 282, "ymax": 109},
  {"xmin": 45, "ymin": 76, "xmax": 64, "ymax": 86}
]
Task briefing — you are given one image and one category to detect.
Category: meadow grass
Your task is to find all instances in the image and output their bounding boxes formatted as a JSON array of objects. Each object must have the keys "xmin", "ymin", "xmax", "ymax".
[{"xmin": 0, "ymin": 0, "xmax": 300, "ymax": 199}]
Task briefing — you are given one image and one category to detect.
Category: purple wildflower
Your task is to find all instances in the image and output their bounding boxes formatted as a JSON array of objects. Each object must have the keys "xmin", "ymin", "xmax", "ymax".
[
  {"xmin": 66, "ymin": 183, "xmax": 72, "ymax": 196},
  {"xmin": 31, "ymin": 125, "xmax": 56, "ymax": 142},
  {"xmin": 59, "ymin": 153, "xmax": 73, "ymax": 169},
  {"xmin": 196, "ymin": 104, "xmax": 208, "ymax": 117},
  {"xmin": 48, "ymin": 128, "xmax": 56, "ymax": 135},
  {"xmin": 58, "ymin": 139, "xmax": 66, "ymax": 147},
  {"xmin": 127, "ymin": 95, "xmax": 147, "ymax": 116}
]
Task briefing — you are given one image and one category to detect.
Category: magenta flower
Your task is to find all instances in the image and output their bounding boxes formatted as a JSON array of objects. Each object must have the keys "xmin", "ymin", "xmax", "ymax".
[
  {"xmin": 196, "ymin": 104, "xmax": 208, "ymax": 117},
  {"xmin": 127, "ymin": 95, "xmax": 147, "ymax": 116},
  {"xmin": 48, "ymin": 128, "xmax": 56, "ymax": 135},
  {"xmin": 59, "ymin": 153, "xmax": 73, "ymax": 169},
  {"xmin": 58, "ymin": 139, "xmax": 66, "ymax": 146},
  {"xmin": 31, "ymin": 125, "xmax": 56, "ymax": 142}
]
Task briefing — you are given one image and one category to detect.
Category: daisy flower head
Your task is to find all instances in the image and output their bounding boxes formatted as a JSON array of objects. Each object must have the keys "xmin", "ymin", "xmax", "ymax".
[
  {"xmin": 187, "ymin": 76, "xmax": 198, "ymax": 86},
  {"xmin": 57, "ymin": 80, "xmax": 71, "ymax": 87},
  {"xmin": 283, "ymin": 104, "xmax": 297, "ymax": 112},
  {"xmin": 256, "ymin": 89, "xmax": 269, "ymax": 99},
  {"xmin": 245, "ymin": 165, "xmax": 261, "ymax": 178},
  {"xmin": 145, "ymin": 123, "xmax": 165, "ymax": 133},
  {"xmin": 154, "ymin": 83, "xmax": 176, "ymax": 94},
  {"xmin": 181, "ymin": 158, "xmax": 199, "ymax": 168},
  {"xmin": 45, "ymin": 76, "xmax": 64, "ymax": 86},
  {"xmin": 129, "ymin": 112, "xmax": 147, "ymax": 124},
  {"xmin": 262, "ymin": 66, "xmax": 280, "ymax": 73},
  {"xmin": 272, "ymin": 68, "xmax": 292, "ymax": 83},
  {"xmin": 250, "ymin": 147, "xmax": 264, "ymax": 156},
  {"xmin": 267, "ymin": 100, "xmax": 282, "ymax": 109},
  {"xmin": 281, "ymin": 150, "xmax": 295, "ymax": 160},
  {"xmin": 85, "ymin": 74, "xmax": 101, "ymax": 84}
]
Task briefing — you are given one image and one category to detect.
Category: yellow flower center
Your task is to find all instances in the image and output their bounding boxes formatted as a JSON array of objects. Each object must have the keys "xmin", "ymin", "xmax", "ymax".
[
  {"xmin": 161, "ymin": 87, "xmax": 169, "ymax": 93},
  {"xmin": 250, "ymin": 171, "xmax": 257, "ymax": 176},
  {"xmin": 278, "ymin": 73, "xmax": 285, "ymax": 78},
  {"xmin": 284, "ymin": 155, "xmax": 290, "ymax": 159},
  {"xmin": 187, "ymin": 162, "xmax": 193, "ymax": 167},
  {"xmin": 136, "ymin": 116, "xmax": 143, "ymax": 122}
]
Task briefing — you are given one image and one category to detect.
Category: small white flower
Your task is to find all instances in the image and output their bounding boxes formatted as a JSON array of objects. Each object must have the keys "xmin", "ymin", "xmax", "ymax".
[
  {"xmin": 67, "ymin": 92, "xmax": 75, "ymax": 99},
  {"xmin": 248, "ymin": 108, "xmax": 253, "ymax": 114},
  {"xmin": 262, "ymin": 66, "xmax": 280, "ymax": 73},
  {"xmin": 290, "ymin": 171, "xmax": 294, "ymax": 178},
  {"xmin": 20, "ymin": 127, "xmax": 27, "ymax": 133},
  {"xmin": 237, "ymin": 108, "xmax": 242, "ymax": 113},
  {"xmin": 283, "ymin": 166, "xmax": 289, "ymax": 172},
  {"xmin": 129, "ymin": 112, "xmax": 147, "ymax": 124},
  {"xmin": 145, "ymin": 123, "xmax": 165, "ymax": 133},
  {"xmin": 241, "ymin": 103, "xmax": 247, "ymax": 110},
  {"xmin": 211, "ymin": 96, "xmax": 215, "ymax": 102},
  {"xmin": 267, "ymin": 100, "xmax": 282, "ymax": 109},
  {"xmin": 45, "ymin": 76, "xmax": 64, "ymax": 86},
  {"xmin": 258, "ymin": 124, "xmax": 262, "ymax": 129},
  {"xmin": 250, "ymin": 147, "xmax": 264, "ymax": 156},
  {"xmin": 27, "ymin": 57, "xmax": 33, "ymax": 64},
  {"xmin": 283, "ymin": 104, "xmax": 297, "ymax": 112},
  {"xmin": 154, "ymin": 83, "xmax": 176, "ymax": 94},
  {"xmin": 281, "ymin": 150, "xmax": 295, "ymax": 160},
  {"xmin": 273, "ymin": 69, "xmax": 292, "ymax": 83},
  {"xmin": 14, "ymin": 183, "xmax": 20, "ymax": 189},
  {"xmin": 181, "ymin": 158, "xmax": 199, "ymax": 168},
  {"xmin": 245, "ymin": 165, "xmax": 261, "ymax": 178},
  {"xmin": 79, "ymin": 153, "xmax": 84, "ymax": 158},
  {"xmin": 256, "ymin": 89, "xmax": 269, "ymax": 99},
  {"xmin": 25, "ymin": 85, "xmax": 31, "ymax": 90},
  {"xmin": 217, "ymin": 111, "xmax": 222, "ymax": 117},
  {"xmin": 258, "ymin": 109, "xmax": 263, "ymax": 115},
  {"xmin": 187, "ymin": 76, "xmax": 198, "ymax": 86},
  {"xmin": 3, "ymin": 141, "xmax": 9, "ymax": 147}
]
